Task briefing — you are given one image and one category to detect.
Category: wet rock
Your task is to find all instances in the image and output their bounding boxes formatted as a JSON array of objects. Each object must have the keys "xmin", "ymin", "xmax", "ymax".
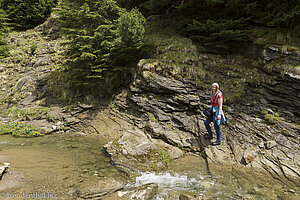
[
  {"xmin": 145, "ymin": 120, "xmax": 199, "ymax": 148},
  {"xmin": 104, "ymin": 128, "xmax": 158, "ymax": 171},
  {"xmin": 104, "ymin": 183, "xmax": 158, "ymax": 200},
  {"xmin": 120, "ymin": 183, "xmax": 158, "ymax": 200},
  {"xmin": 152, "ymin": 139, "xmax": 183, "ymax": 160},
  {"xmin": 79, "ymin": 177, "xmax": 127, "ymax": 199}
]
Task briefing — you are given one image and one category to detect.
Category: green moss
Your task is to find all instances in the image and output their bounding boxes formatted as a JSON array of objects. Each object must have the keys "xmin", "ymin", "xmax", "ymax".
[
  {"xmin": 112, "ymin": 137, "xmax": 122, "ymax": 146},
  {"xmin": 148, "ymin": 112, "xmax": 160, "ymax": 123},
  {"xmin": 143, "ymin": 29, "xmax": 205, "ymax": 80},
  {"xmin": 158, "ymin": 148, "xmax": 170, "ymax": 167},
  {"xmin": 142, "ymin": 70, "xmax": 152, "ymax": 80},
  {"xmin": 261, "ymin": 111, "xmax": 281, "ymax": 124}
]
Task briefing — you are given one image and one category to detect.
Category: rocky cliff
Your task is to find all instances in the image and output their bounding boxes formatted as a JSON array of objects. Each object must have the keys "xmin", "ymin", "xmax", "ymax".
[{"xmin": 104, "ymin": 27, "xmax": 300, "ymax": 188}]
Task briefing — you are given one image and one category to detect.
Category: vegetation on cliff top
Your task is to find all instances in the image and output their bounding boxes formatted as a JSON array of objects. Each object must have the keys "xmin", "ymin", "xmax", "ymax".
[
  {"xmin": 0, "ymin": 0, "xmax": 299, "ymax": 89},
  {"xmin": 118, "ymin": 0, "xmax": 300, "ymax": 51},
  {"xmin": 58, "ymin": 0, "xmax": 147, "ymax": 87}
]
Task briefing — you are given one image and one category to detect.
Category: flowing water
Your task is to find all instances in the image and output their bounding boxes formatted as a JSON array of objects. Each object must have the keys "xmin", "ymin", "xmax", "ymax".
[
  {"xmin": 0, "ymin": 133, "xmax": 127, "ymax": 199},
  {"xmin": 127, "ymin": 156, "xmax": 299, "ymax": 200},
  {"xmin": 0, "ymin": 134, "xmax": 298, "ymax": 200}
]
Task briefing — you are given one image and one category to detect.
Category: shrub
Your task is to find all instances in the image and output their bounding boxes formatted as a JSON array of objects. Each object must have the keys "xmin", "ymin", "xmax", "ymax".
[
  {"xmin": 0, "ymin": 122, "xmax": 41, "ymax": 137},
  {"xmin": 0, "ymin": 8, "xmax": 9, "ymax": 59},
  {"xmin": 256, "ymin": 0, "xmax": 300, "ymax": 28},
  {"xmin": 184, "ymin": 18, "xmax": 250, "ymax": 51},
  {"xmin": 0, "ymin": 0, "xmax": 57, "ymax": 30}
]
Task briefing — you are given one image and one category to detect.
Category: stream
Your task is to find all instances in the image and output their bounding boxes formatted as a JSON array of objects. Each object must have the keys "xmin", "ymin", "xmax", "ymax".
[
  {"xmin": 0, "ymin": 133, "xmax": 127, "ymax": 199},
  {"xmin": 0, "ymin": 134, "xmax": 298, "ymax": 200}
]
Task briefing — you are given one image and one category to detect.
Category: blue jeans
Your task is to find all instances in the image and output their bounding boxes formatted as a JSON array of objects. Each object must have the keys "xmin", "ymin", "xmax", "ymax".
[{"xmin": 204, "ymin": 116, "xmax": 221, "ymax": 143}]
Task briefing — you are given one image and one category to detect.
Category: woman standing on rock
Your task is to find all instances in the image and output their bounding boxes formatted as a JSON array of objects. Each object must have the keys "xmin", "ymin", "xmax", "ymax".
[{"xmin": 204, "ymin": 83, "xmax": 226, "ymax": 145}]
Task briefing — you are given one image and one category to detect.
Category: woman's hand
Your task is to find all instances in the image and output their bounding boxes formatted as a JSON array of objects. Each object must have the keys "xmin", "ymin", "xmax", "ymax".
[{"xmin": 217, "ymin": 114, "xmax": 221, "ymax": 120}]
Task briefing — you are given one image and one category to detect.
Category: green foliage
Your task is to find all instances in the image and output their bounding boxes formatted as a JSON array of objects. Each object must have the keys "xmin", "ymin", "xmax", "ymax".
[
  {"xmin": 117, "ymin": 0, "xmax": 178, "ymax": 16},
  {"xmin": 59, "ymin": 0, "xmax": 146, "ymax": 87},
  {"xmin": 0, "ymin": 8, "xmax": 9, "ymax": 60},
  {"xmin": 142, "ymin": 0, "xmax": 173, "ymax": 15},
  {"xmin": 0, "ymin": 0, "xmax": 57, "ymax": 30},
  {"xmin": 30, "ymin": 44, "xmax": 37, "ymax": 55},
  {"xmin": 185, "ymin": 18, "xmax": 250, "ymax": 51},
  {"xmin": 158, "ymin": 148, "xmax": 170, "ymax": 166},
  {"xmin": 0, "ymin": 122, "xmax": 41, "ymax": 137},
  {"xmin": 3, "ymin": 106, "xmax": 48, "ymax": 119},
  {"xmin": 0, "ymin": 34, "xmax": 8, "ymax": 60},
  {"xmin": 116, "ymin": 0, "xmax": 146, "ymax": 10},
  {"xmin": 256, "ymin": 0, "xmax": 300, "ymax": 28},
  {"xmin": 261, "ymin": 110, "xmax": 281, "ymax": 124}
]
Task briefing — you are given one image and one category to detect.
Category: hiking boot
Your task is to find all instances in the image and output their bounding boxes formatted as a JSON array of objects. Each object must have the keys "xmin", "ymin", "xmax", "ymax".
[
  {"xmin": 204, "ymin": 134, "xmax": 213, "ymax": 139},
  {"xmin": 212, "ymin": 141, "xmax": 221, "ymax": 146}
]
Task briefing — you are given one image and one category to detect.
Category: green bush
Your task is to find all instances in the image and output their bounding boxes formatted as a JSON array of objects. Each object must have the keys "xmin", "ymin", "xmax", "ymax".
[
  {"xmin": 116, "ymin": 0, "xmax": 175, "ymax": 15},
  {"xmin": 184, "ymin": 18, "xmax": 250, "ymax": 51},
  {"xmin": 0, "ymin": 0, "xmax": 57, "ymax": 30},
  {"xmin": 59, "ymin": 0, "xmax": 146, "ymax": 87},
  {"xmin": 0, "ymin": 8, "xmax": 9, "ymax": 60},
  {"xmin": 0, "ymin": 34, "xmax": 8, "ymax": 60},
  {"xmin": 117, "ymin": 0, "xmax": 300, "ymax": 52},
  {"xmin": 256, "ymin": 0, "xmax": 300, "ymax": 28},
  {"xmin": 0, "ymin": 122, "xmax": 41, "ymax": 137}
]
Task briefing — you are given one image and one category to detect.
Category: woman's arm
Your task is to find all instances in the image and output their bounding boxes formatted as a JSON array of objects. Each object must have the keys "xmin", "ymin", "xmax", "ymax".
[{"xmin": 217, "ymin": 97, "xmax": 223, "ymax": 120}]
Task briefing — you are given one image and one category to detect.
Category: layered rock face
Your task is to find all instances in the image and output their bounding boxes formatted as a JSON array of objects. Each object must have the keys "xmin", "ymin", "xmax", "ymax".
[{"xmin": 105, "ymin": 34, "xmax": 300, "ymax": 186}]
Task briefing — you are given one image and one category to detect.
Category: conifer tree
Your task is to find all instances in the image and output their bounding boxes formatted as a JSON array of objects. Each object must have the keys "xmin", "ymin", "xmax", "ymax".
[
  {"xmin": 0, "ymin": 8, "xmax": 8, "ymax": 60},
  {"xmin": 59, "ymin": 0, "xmax": 146, "ymax": 86},
  {"xmin": 1, "ymin": 0, "xmax": 57, "ymax": 30}
]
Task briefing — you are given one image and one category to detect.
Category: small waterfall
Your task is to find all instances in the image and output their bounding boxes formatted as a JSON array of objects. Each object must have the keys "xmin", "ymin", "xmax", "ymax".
[{"xmin": 126, "ymin": 171, "xmax": 214, "ymax": 191}]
